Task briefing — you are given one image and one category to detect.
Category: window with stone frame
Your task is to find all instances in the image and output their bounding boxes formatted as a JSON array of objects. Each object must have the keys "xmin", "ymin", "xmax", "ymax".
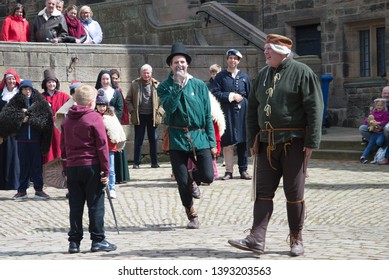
[{"xmin": 345, "ymin": 20, "xmax": 386, "ymax": 78}]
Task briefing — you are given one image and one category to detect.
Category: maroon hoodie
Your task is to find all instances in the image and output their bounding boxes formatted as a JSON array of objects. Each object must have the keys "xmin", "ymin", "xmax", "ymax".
[{"xmin": 60, "ymin": 104, "xmax": 109, "ymax": 176}]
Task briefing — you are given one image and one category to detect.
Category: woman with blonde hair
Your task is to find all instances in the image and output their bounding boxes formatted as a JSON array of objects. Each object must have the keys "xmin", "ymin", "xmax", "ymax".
[{"xmin": 79, "ymin": 5, "xmax": 103, "ymax": 44}]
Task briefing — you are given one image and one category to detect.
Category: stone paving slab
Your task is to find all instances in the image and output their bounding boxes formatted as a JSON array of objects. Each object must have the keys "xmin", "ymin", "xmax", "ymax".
[{"xmin": 0, "ymin": 159, "xmax": 388, "ymax": 260}]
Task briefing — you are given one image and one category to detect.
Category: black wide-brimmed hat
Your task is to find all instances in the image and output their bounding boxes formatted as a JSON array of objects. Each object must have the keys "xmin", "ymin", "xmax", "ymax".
[{"xmin": 166, "ymin": 42, "xmax": 192, "ymax": 66}]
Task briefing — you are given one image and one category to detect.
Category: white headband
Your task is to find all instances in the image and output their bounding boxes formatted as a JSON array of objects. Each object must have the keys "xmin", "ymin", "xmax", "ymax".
[{"xmin": 269, "ymin": 43, "xmax": 291, "ymax": 55}]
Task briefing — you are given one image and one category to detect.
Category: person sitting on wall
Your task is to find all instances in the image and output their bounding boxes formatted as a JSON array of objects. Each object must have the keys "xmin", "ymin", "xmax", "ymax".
[
  {"xmin": 359, "ymin": 86, "xmax": 389, "ymax": 145},
  {"xmin": 359, "ymin": 98, "xmax": 389, "ymax": 164}
]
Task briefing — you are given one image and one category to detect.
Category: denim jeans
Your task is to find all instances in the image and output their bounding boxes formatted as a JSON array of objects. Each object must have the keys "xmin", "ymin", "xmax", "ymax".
[
  {"xmin": 108, "ymin": 151, "xmax": 115, "ymax": 191},
  {"xmin": 361, "ymin": 132, "xmax": 384, "ymax": 158}
]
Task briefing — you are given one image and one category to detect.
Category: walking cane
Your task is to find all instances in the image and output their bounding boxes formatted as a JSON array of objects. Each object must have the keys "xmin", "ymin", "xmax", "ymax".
[{"xmin": 100, "ymin": 172, "xmax": 120, "ymax": 234}]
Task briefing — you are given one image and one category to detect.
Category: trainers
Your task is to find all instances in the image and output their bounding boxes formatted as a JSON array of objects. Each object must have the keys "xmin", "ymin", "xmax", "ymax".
[
  {"xmin": 151, "ymin": 164, "xmax": 160, "ymax": 168},
  {"xmin": 13, "ymin": 192, "xmax": 28, "ymax": 201},
  {"xmin": 91, "ymin": 240, "xmax": 117, "ymax": 252},
  {"xmin": 109, "ymin": 189, "xmax": 116, "ymax": 199},
  {"xmin": 360, "ymin": 157, "xmax": 368, "ymax": 164},
  {"xmin": 68, "ymin": 241, "xmax": 80, "ymax": 254},
  {"xmin": 361, "ymin": 138, "xmax": 368, "ymax": 145},
  {"xmin": 34, "ymin": 190, "xmax": 50, "ymax": 200}
]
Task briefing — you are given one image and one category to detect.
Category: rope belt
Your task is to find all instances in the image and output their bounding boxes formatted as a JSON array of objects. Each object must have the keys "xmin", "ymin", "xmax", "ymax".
[
  {"xmin": 260, "ymin": 126, "xmax": 305, "ymax": 170},
  {"xmin": 169, "ymin": 125, "xmax": 205, "ymax": 161}
]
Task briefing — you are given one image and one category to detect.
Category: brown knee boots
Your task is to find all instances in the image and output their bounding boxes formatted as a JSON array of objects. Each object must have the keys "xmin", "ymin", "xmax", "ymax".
[
  {"xmin": 185, "ymin": 206, "xmax": 199, "ymax": 229},
  {"xmin": 287, "ymin": 200, "xmax": 305, "ymax": 256},
  {"xmin": 289, "ymin": 230, "xmax": 304, "ymax": 256},
  {"xmin": 228, "ymin": 199, "xmax": 273, "ymax": 254}
]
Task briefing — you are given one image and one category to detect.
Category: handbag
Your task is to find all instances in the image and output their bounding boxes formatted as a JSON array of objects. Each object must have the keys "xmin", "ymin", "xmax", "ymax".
[{"xmin": 162, "ymin": 128, "xmax": 169, "ymax": 152}]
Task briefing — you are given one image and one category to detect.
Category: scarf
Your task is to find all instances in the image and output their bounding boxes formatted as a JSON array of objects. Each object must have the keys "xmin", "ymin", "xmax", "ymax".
[
  {"xmin": 1, "ymin": 87, "xmax": 19, "ymax": 103},
  {"xmin": 10, "ymin": 15, "xmax": 25, "ymax": 22},
  {"xmin": 80, "ymin": 18, "xmax": 92, "ymax": 25},
  {"xmin": 65, "ymin": 14, "xmax": 86, "ymax": 38}
]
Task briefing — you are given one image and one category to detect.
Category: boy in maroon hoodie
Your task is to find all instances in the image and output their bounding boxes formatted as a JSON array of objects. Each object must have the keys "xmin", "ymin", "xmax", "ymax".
[{"xmin": 60, "ymin": 84, "xmax": 117, "ymax": 254}]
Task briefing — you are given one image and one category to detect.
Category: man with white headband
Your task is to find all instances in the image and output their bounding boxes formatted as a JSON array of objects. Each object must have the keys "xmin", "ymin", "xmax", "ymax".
[{"xmin": 228, "ymin": 34, "xmax": 323, "ymax": 256}]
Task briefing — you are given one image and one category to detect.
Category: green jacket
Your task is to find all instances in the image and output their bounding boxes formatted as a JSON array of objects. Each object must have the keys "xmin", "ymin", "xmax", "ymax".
[
  {"xmin": 247, "ymin": 58, "xmax": 323, "ymax": 149},
  {"xmin": 157, "ymin": 72, "xmax": 216, "ymax": 152}
]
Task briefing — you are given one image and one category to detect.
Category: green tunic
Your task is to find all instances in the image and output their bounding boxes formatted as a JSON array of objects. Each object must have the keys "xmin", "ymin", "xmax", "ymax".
[
  {"xmin": 247, "ymin": 58, "xmax": 323, "ymax": 149},
  {"xmin": 158, "ymin": 72, "xmax": 216, "ymax": 152}
]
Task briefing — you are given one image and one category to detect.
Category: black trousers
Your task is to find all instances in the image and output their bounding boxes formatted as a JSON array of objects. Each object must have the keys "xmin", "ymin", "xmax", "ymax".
[
  {"xmin": 17, "ymin": 141, "xmax": 43, "ymax": 192},
  {"xmin": 66, "ymin": 164, "xmax": 105, "ymax": 243},
  {"xmin": 170, "ymin": 149, "xmax": 214, "ymax": 208}
]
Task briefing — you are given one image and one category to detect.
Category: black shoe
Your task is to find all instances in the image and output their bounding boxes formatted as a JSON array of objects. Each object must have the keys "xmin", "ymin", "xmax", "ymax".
[
  {"xmin": 151, "ymin": 164, "xmax": 160, "ymax": 168},
  {"xmin": 132, "ymin": 165, "xmax": 140, "ymax": 169},
  {"xmin": 360, "ymin": 157, "xmax": 368, "ymax": 164},
  {"xmin": 68, "ymin": 241, "xmax": 80, "ymax": 254},
  {"xmin": 361, "ymin": 138, "xmax": 368, "ymax": 145},
  {"xmin": 240, "ymin": 171, "xmax": 251, "ymax": 180},
  {"xmin": 91, "ymin": 240, "xmax": 117, "ymax": 252},
  {"xmin": 222, "ymin": 172, "xmax": 233, "ymax": 180}
]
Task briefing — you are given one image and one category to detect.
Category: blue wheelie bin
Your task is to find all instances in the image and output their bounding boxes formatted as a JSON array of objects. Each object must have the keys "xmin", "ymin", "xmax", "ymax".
[{"xmin": 321, "ymin": 75, "xmax": 333, "ymax": 126}]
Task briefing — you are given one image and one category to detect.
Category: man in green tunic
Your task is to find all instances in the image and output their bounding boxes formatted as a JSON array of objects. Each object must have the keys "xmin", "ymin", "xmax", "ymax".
[
  {"xmin": 158, "ymin": 43, "xmax": 216, "ymax": 229},
  {"xmin": 228, "ymin": 34, "xmax": 323, "ymax": 256}
]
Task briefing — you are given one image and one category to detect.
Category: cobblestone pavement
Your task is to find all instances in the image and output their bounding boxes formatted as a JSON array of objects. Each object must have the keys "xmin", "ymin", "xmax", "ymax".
[{"xmin": 0, "ymin": 159, "xmax": 388, "ymax": 260}]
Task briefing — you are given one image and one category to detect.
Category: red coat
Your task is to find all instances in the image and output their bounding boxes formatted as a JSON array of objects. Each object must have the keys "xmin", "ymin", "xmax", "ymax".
[
  {"xmin": 117, "ymin": 87, "xmax": 130, "ymax": 125},
  {"xmin": 1, "ymin": 16, "xmax": 30, "ymax": 42},
  {"xmin": 42, "ymin": 90, "xmax": 70, "ymax": 163}
]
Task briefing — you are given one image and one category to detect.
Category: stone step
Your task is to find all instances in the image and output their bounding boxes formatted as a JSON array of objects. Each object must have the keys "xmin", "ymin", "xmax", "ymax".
[
  {"xmin": 311, "ymin": 148, "xmax": 363, "ymax": 161},
  {"xmin": 319, "ymin": 140, "xmax": 365, "ymax": 151}
]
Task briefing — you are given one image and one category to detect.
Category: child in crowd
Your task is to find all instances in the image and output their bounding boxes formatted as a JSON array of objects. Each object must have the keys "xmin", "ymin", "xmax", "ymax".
[
  {"xmin": 360, "ymin": 98, "xmax": 389, "ymax": 164},
  {"xmin": 60, "ymin": 84, "xmax": 117, "ymax": 253},
  {"xmin": 3, "ymin": 80, "xmax": 53, "ymax": 200},
  {"xmin": 95, "ymin": 92, "xmax": 126, "ymax": 198}
]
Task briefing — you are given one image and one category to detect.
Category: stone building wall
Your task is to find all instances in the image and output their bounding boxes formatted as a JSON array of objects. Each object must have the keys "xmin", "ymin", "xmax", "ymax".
[
  {"xmin": 0, "ymin": 42, "xmax": 259, "ymax": 161},
  {"xmin": 1, "ymin": 0, "xmax": 387, "ymax": 127},
  {"xmin": 257, "ymin": 0, "xmax": 389, "ymax": 127}
]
